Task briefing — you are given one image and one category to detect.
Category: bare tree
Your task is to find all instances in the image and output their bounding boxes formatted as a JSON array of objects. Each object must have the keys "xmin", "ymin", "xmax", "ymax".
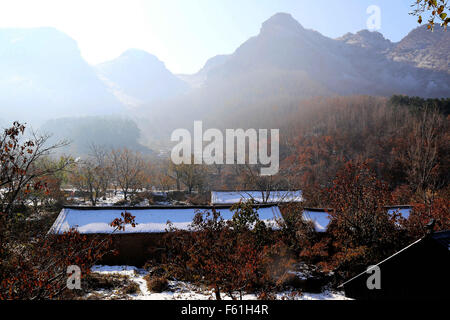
[
  {"xmin": 89, "ymin": 144, "xmax": 113, "ymax": 199},
  {"xmin": 168, "ymin": 159, "xmax": 183, "ymax": 191},
  {"xmin": 402, "ymin": 108, "xmax": 444, "ymax": 199},
  {"xmin": 110, "ymin": 148, "xmax": 145, "ymax": 201},
  {"xmin": 0, "ymin": 122, "xmax": 72, "ymax": 216},
  {"xmin": 178, "ymin": 163, "xmax": 207, "ymax": 193},
  {"xmin": 241, "ymin": 164, "xmax": 286, "ymax": 203},
  {"xmin": 152, "ymin": 160, "xmax": 175, "ymax": 191},
  {"xmin": 70, "ymin": 160, "xmax": 104, "ymax": 206}
]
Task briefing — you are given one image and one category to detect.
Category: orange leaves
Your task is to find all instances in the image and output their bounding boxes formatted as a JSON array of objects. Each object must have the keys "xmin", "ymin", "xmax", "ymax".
[
  {"xmin": 109, "ymin": 211, "xmax": 137, "ymax": 231},
  {"xmin": 163, "ymin": 205, "xmax": 295, "ymax": 299},
  {"xmin": 412, "ymin": 0, "xmax": 450, "ymax": 30},
  {"xmin": 0, "ymin": 226, "xmax": 114, "ymax": 299},
  {"xmin": 403, "ymin": 197, "xmax": 450, "ymax": 238},
  {"xmin": 302, "ymin": 159, "xmax": 413, "ymax": 278}
]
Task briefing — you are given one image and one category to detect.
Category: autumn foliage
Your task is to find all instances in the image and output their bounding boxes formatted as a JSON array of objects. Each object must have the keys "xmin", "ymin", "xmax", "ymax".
[
  {"xmin": 0, "ymin": 229, "xmax": 111, "ymax": 299},
  {"xmin": 163, "ymin": 201, "xmax": 294, "ymax": 300},
  {"xmin": 1, "ymin": 94, "xmax": 449, "ymax": 299},
  {"xmin": 280, "ymin": 159, "xmax": 448, "ymax": 281}
]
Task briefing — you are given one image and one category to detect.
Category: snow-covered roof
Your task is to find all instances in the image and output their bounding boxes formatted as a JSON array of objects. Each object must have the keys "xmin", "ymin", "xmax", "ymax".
[
  {"xmin": 211, "ymin": 190, "xmax": 303, "ymax": 204},
  {"xmin": 302, "ymin": 206, "xmax": 412, "ymax": 232},
  {"xmin": 302, "ymin": 209, "xmax": 331, "ymax": 232},
  {"xmin": 49, "ymin": 205, "xmax": 282, "ymax": 234}
]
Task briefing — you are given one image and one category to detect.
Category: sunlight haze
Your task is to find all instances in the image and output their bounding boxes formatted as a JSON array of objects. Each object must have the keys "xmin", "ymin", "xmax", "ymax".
[{"xmin": 0, "ymin": 0, "xmax": 419, "ymax": 74}]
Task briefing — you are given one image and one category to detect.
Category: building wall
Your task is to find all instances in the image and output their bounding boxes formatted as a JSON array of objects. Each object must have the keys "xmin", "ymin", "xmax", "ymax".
[{"xmin": 85, "ymin": 233, "xmax": 166, "ymax": 267}]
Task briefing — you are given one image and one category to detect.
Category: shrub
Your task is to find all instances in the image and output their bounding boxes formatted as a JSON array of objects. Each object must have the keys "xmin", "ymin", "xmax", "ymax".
[
  {"xmin": 122, "ymin": 282, "xmax": 140, "ymax": 295},
  {"xmin": 0, "ymin": 211, "xmax": 136, "ymax": 299},
  {"xmin": 85, "ymin": 273, "xmax": 126, "ymax": 291},
  {"xmin": 0, "ymin": 228, "xmax": 113, "ymax": 299},
  {"xmin": 163, "ymin": 202, "xmax": 295, "ymax": 300},
  {"xmin": 404, "ymin": 197, "xmax": 450, "ymax": 238},
  {"xmin": 186, "ymin": 193, "xmax": 209, "ymax": 205},
  {"xmin": 114, "ymin": 199, "xmax": 129, "ymax": 206},
  {"xmin": 145, "ymin": 275, "xmax": 168, "ymax": 293},
  {"xmin": 318, "ymin": 161, "xmax": 406, "ymax": 278}
]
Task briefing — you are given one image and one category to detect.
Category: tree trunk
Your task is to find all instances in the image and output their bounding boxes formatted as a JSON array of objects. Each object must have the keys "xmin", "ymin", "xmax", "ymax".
[{"xmin": 215, "ymin": 286, "xmax": 221, "ymax": 300}]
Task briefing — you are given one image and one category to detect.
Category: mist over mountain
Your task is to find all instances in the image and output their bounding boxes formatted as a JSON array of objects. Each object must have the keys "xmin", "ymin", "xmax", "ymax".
[
  {"xmin": 198, "ymin": 13, "xmax": 449, "ymax": 97},
  {"xmin": 0, "ymin": 13, "xmax": 449, "ymax": 151},
  {"xmin": 40, "ymin": 116, "xmax": 152, "ymax": 156},
  {"xmin": 177, "ymin": 54, "xmax": 231, "ymax": 88},
  {"xmin": 96, "ymin": 49, "xmax": 188, "ymax": 107},
  {"xmin": 0, "ymin": 27, "xmax": 124, "ymax": 125},
  {"xmin": 137, "ymin": 13, "xmax": 450, "ymax": 146}
]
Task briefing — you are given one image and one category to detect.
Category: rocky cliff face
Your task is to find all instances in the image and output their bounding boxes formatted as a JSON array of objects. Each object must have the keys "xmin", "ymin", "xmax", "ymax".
[
  {"xmin": 337, "ymin": 30, "xmax": 394, "ymax": 53},
  {"xmin": 387, "ymin": 25, "xmax": 449, "ymax": 74},
  {"xmin": 197, "ymin": 13, "xmax": 449, "ymax": 98}
]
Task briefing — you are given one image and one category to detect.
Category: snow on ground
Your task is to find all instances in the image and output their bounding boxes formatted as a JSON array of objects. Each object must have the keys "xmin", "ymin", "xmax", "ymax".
[
  {"xmin": 87, "ymin": 265, "xmax": 350, "ymax": 300},
  {"xmin": 67, "ymin": 192, "xmax": 125, "ymax": 206}
]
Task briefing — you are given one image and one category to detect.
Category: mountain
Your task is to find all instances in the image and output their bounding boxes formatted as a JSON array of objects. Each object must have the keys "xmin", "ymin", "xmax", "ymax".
[
  {"xmin": 200, "ymin": 13, "xmax": 449, "ymax": 97},
  {"xmin": 40, "ymin": 116, "xmax": 153, "ymax": 156},
  {"xmin": 198, "ymin": 54, "xmax": 231, "ymax": 75},
  {"xmin": 387, "ymin": 25, "xmax": 450, "ymax": 74},
  {"xmin": 1, "ymin": 15, "xmax": 449, "ymax": 148},
  {"xmin": 96, "ymin": 49, "xmax": 188, "ymax": 107},
  {"xmin": 177, "ymin": 54, "xmax": 230, "ymax": 88},
  {"xmin": 0, "ymin": 27, "xmax": 124, "ymax": 125},
  {"xmin": 137, "ymin": 13, "xmax": 450, "ymax": 146},
  {"xmin": 337, "ymin": 30, "xmax": 394, "ymax": 53}
]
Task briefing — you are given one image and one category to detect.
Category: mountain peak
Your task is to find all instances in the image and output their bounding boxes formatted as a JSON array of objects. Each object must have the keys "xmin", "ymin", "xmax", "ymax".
[
  {"xmin": 388, "ymin": 25, "xmax": 449, "ymax": 73},
  {"xmin": 260, "ymin": 12, "xmax": 304, "ymax": 36},
  {"xmin": 0, "ymin": 27, "xmax": 80, "ymax": 58},
  {"xmin": 337, "ymin": 29, "xmax": 393, "ymax": 52},
  {"xmin": 394, "ymin": 25, "xmax": 448, "ymax": 49},
  {"xmin": 118, "ymin": 49, "xmax": 163, "ymax": 64},
  {"xmin": 96, "ymin": 49, "xmax": 187, "ymax": 104},
  {"xmin": 97, "ymin": 49, "xmax": 168, "ymax": 73},
  {"xmin": 121, "ymin": 48, "xmax": 155, "ymax": 57}
]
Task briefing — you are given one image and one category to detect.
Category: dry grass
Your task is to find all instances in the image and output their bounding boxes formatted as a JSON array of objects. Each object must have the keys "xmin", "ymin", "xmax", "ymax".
[
  {"xmin": 144, "ymin": 275, "xmax": 169, "ymax": 293},
  {"xmin": 70, "ymin": 273, "xmax": 141, "ymax": 299}
]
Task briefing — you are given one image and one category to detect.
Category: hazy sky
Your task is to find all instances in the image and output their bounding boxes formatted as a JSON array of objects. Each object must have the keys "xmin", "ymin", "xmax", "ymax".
[{"xmin": 0, "ymin": 0, "xmax": 419, "ymax": 74}]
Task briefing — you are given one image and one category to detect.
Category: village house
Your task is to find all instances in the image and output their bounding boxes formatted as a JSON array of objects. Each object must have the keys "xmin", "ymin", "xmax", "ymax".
[
  {"xmin": 210, "ymin": 190, "xmax": 303, "ymax": 204},
  {"xmin": 302, "ymin": 208, "xmax": 332, "ymax": 232},
  {"xmin": 48, "ymin": 204, "xmax": 283, "ymax": 266}
]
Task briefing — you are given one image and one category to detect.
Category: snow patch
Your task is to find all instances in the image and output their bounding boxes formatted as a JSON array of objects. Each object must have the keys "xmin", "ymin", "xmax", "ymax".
[{"xmin": 88, "ymin": 265, "xmax": 350, "ymax": 300}]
